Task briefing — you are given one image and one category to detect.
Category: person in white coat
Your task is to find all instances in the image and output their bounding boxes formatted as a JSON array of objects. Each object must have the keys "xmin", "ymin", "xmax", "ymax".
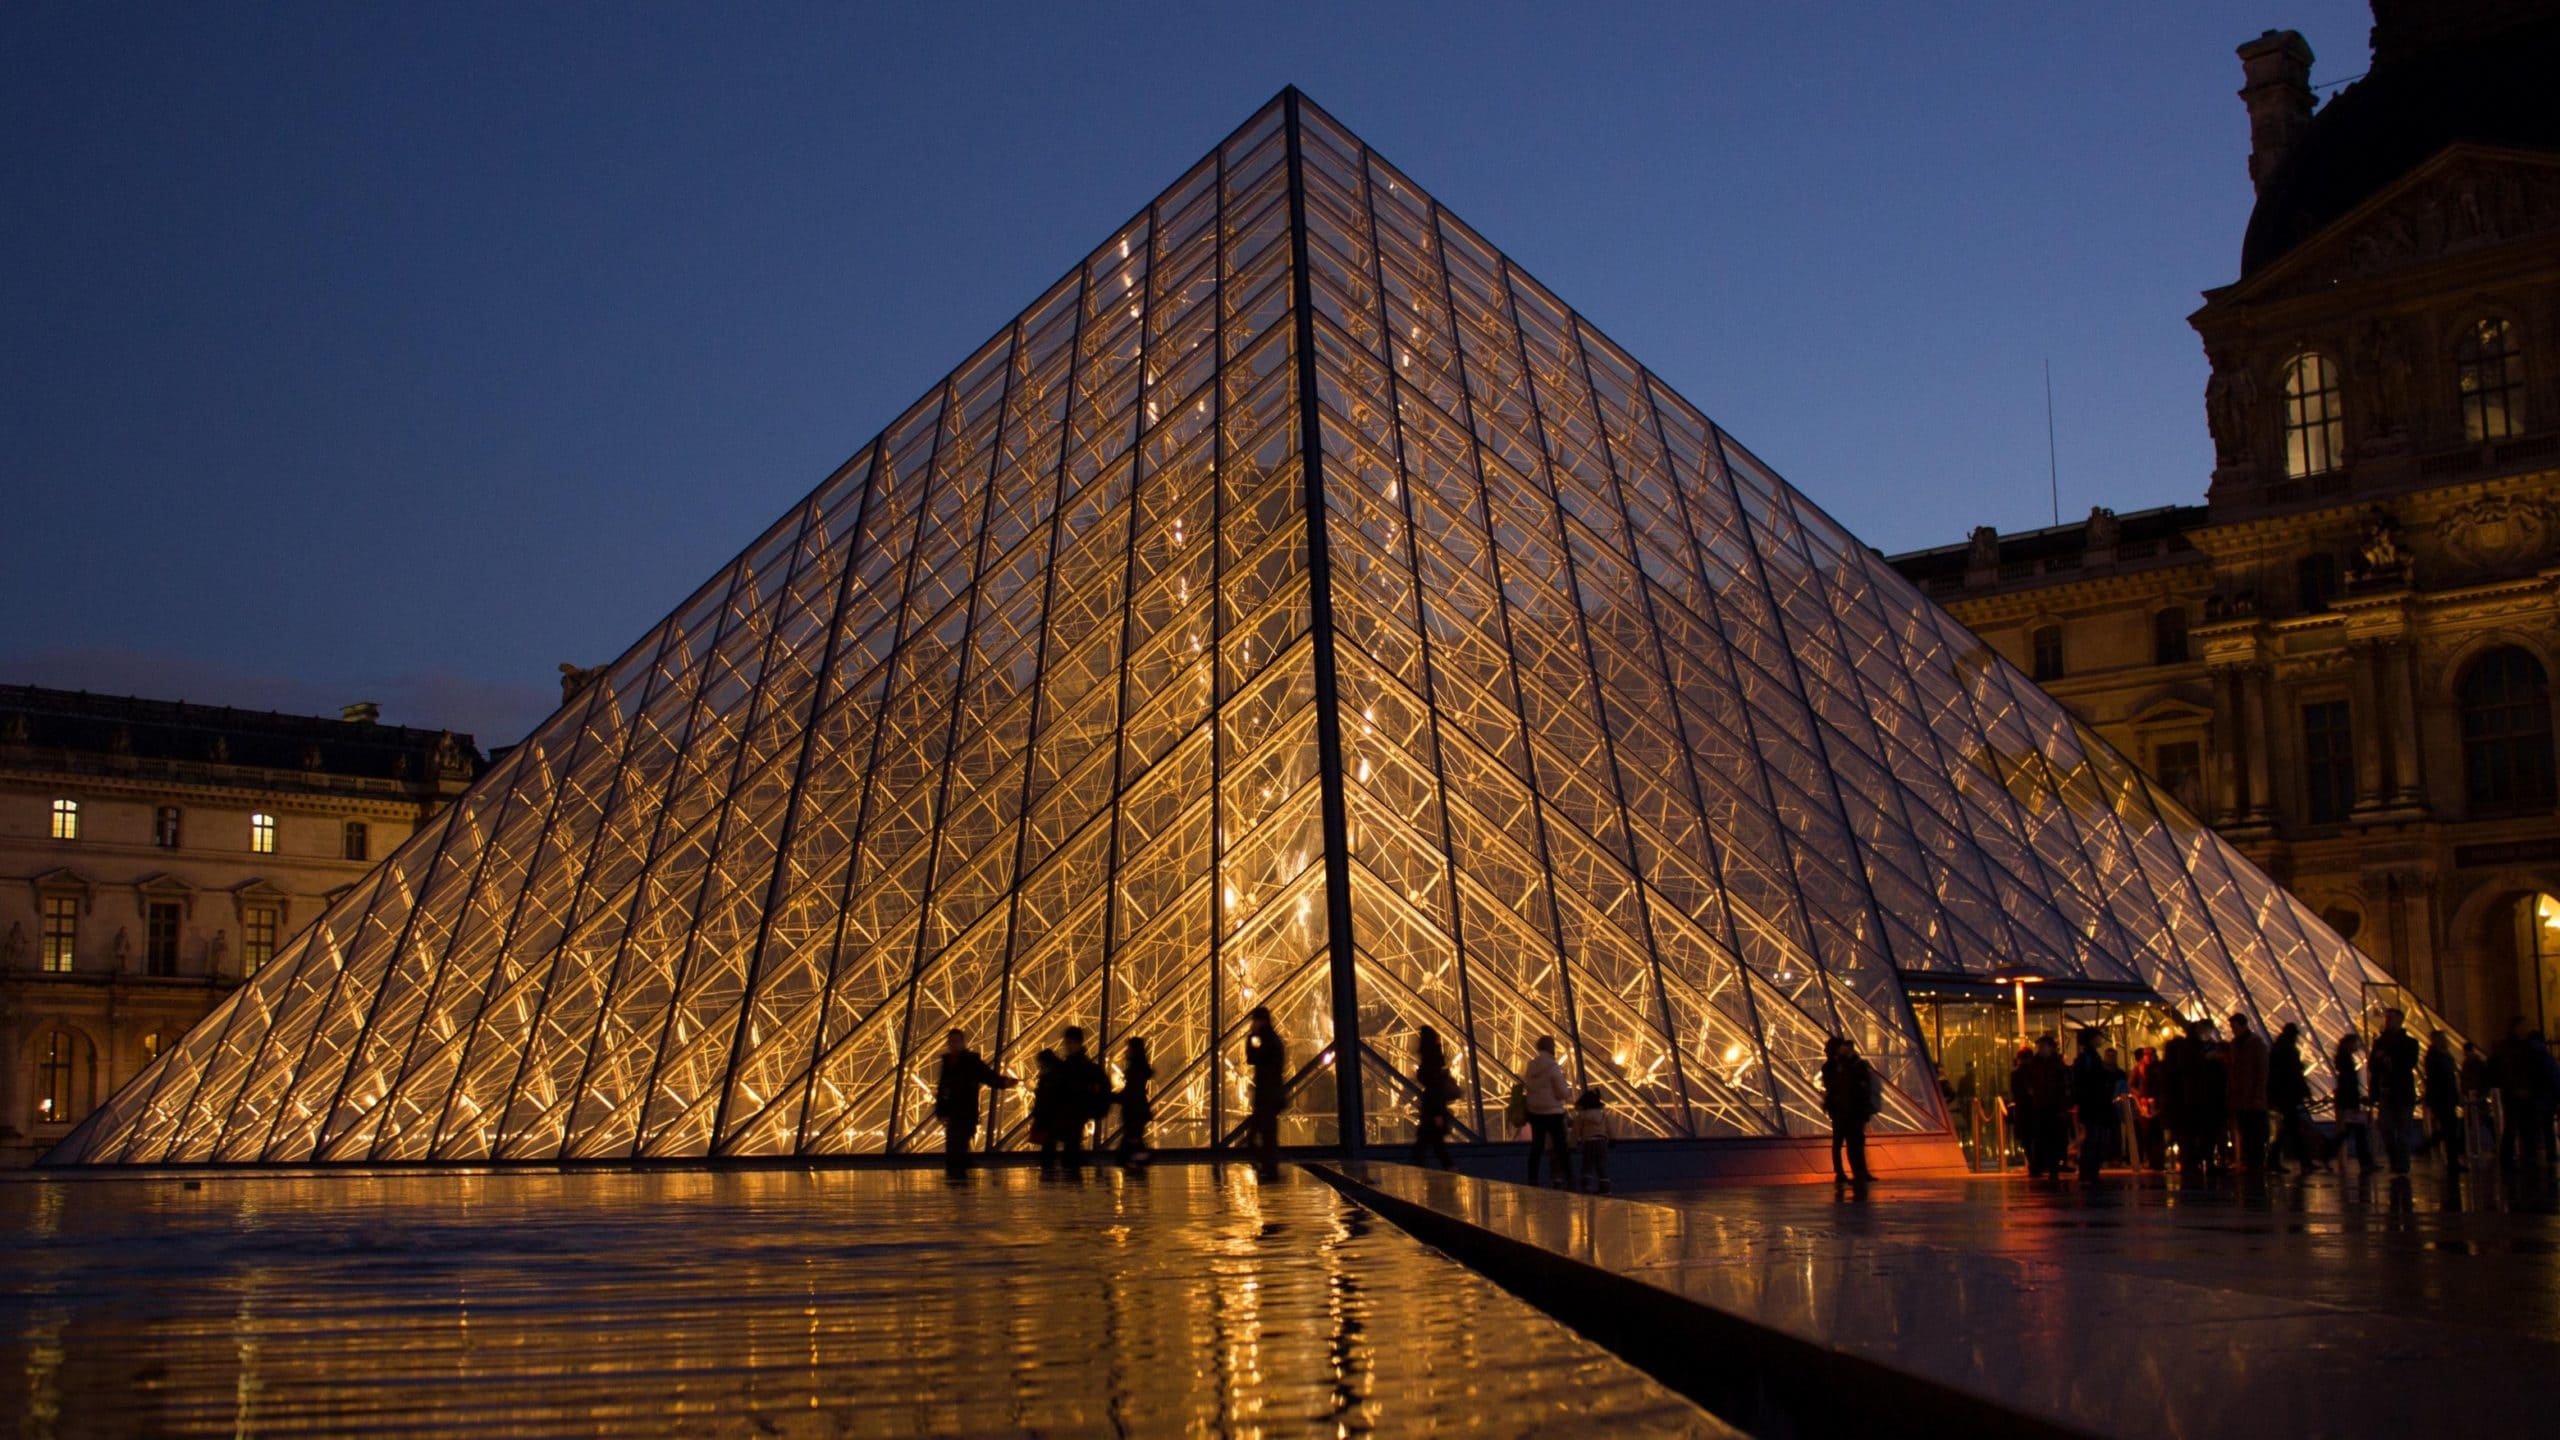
[{"xmin": 1522, "ymin": 1035, "xmax": 1576, "ymax": 1188}]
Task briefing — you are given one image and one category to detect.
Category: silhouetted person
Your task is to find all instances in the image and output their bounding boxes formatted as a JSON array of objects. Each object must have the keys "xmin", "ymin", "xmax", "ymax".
[
  {"xmin": 1029, "ymin": 1048, "xmax": 1070, "ymax": 1174},
  {"xmin": 1572, "ymin": 1086, "xmax": 1615, "ymax": 1193},
  {"xmin": 2332, "ymin": 1032, "xmax": 2375, "ymax": 1173},
  {"xmin": 1820, "ymin": 1036, "xmax": 1877, "ymax": 1184},
  {"xmin": 1522, "ymin": 1034, "xmax": 1575, "ymax": 1188},
  {"xmin": 2225, "ymin": 1012, "xmax": 2270, "ymax": 1175},
  {"xmin": 2461, "ymin": 1040, "xmax": 2495, "ymax": 1159},
  {"xmin": 2268, "ymin": 1023, "xmax": 2315, "ymax": 1174},
  {"xmin": 2370, "ymin": 1008, "xmax": 2421, "ymax": 1175},
  {"xmin": 2422, "ymin": 1029, "xmax": 2464, "ymax": 1171},
  {"xmin": 1116, "ymin": 1036, "xmax": 1155, "ymax": 1168},
  {"xmin": 1414, "ymin": 1025, "xmax": 1458, "ymax": 1171},
  {"xmin": 2129, "ymin": 1045, "xmax": 2166, "ymax": 1170},
  {"xmin": 2070, "ymin": 1028, "xmax": 2117, "ymax": 1183},
  {"xmin": 1245, "ymin": 1006, "xmax": 1286, "ymax": 1178},
  {"xmin": 2162, "ymin": 1017, "xmax": 2219, "ymax": 1178},
  {"xmin": 2495, "ymin": 1017, "xmax": 2555, "ymax": 1169},
  {"xmin": 933, "ymin": 1028, "xmax": 1017, "ymax": 1176},
  {"xmin": 2016, "ymin": 1034, "xmax": 2070, "ymax": 1180}
]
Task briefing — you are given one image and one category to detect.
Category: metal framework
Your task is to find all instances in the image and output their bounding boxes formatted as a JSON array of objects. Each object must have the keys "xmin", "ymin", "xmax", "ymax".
[{"xmin": 48, "ymin": 91, "xmax": 2405, "ymax": 1166}]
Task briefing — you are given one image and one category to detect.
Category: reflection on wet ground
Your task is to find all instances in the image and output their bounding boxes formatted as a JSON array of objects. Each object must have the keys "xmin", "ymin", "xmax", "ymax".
[
  {"xmin": 1351, "ymin": 1162, "xmax": 2560, "ymax": 1439},
  {"xmin": 2, "ymin": 1164, "xmax": 1719, "ymax": 1437}
]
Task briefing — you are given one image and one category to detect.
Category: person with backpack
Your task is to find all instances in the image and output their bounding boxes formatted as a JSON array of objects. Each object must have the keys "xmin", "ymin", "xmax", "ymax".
[
  {"xmin": 1570, "ymin": 1087, "xmax": 1615, "ymax": 1193},
  {"xmin": 1521, "ymin": 1035, "xmax": 1575, "ymax": 1189},
  {"xmin": 1115, "ymin": 1035, "xmax": 1155, "ymax": 1169},
  {"xmin": 1820, "ymin": 1035, "xmax": 1877, "ymax": 1184},
  {"xmin": 1414, "ymin": 1026, "xmax": 1458, "ymax": 1171}
]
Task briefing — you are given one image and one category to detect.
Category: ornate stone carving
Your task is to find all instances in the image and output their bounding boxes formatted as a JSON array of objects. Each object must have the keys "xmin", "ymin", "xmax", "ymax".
[
  {"xmin": 2206, "ymin": 586, "xmax": 2261, "ymax": 620},
  {"xmin": 432, "ymin": 731, "xmax": 472, "ymax": 779},
  {"xmin": 559, "ymin": 662, "xmax": 608, "ymax": 705},
  {"xmin": 2440, "ymin": 493, "xmax": 2552, "ymax": 574},
  {"xmin": 1967, "ymin": 526, "xmax": 2000, "ymax": 569},
  {"xmin": 2327, "ymin": 161, "xmax": 2560, "ymax": 284},
  {"xmin": 2204, "ymin": 351, "xmax": 2260, "ymax": 465},
  {"xmin": 2355, "ymin": 316, "xmax": 2413, "ymax": 445},
  {"xmin": 2347, "ymin": 507, "xmax": 2411, "ymax": 586},
  {"xmin": 2084, "ymin": 506, "xmax": 2120, "ymax": 550}
]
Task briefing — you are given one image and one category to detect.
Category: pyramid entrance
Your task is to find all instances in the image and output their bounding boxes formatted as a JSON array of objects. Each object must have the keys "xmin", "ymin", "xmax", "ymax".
[{"xmin": 50, "ymin": 92, "xmax": 2399, "ymax": 1166}]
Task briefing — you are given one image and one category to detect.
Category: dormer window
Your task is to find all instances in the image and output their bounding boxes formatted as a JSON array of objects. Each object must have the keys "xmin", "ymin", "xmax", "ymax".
[
  {"xmin": 2281, "ymin": 351, "xmax": 2343, "ymax": 478},
  {"xmin": 2457, "ymin": 317, "xmax": 2524, "ymax": 443}
]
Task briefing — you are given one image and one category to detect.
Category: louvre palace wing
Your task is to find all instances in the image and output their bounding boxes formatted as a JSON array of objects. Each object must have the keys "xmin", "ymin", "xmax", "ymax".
[{"xmin": 46, "ymin": 91, "xmax": 2404, "ymax": 1165}]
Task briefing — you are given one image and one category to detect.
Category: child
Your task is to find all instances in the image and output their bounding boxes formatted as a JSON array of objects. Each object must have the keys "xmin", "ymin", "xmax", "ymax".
[{"xmin": 1570, "ymin": 1086, "xmax": 1613, "ymax": 1194}]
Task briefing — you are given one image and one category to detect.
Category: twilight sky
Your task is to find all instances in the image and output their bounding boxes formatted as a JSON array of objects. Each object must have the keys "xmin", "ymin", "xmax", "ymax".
[{"xmin": 2, "ymin": 1, "xmax": 2378, "ymax": 747}]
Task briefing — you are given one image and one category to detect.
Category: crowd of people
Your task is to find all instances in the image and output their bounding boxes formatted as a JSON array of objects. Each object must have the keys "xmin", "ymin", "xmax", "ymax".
[{"xmin": 1973, "ymin": 1006, "xmax": 2560, "ymax": 1182}]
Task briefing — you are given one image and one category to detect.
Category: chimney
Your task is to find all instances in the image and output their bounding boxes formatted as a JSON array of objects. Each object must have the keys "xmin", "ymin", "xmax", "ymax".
[
  {"xmin": 340, "ymin": 701, "xmax": 380, "ymax": 725},
  {"xmin": 2236, "ymin": 29, "xmax": 2316, "ymax": 194}
]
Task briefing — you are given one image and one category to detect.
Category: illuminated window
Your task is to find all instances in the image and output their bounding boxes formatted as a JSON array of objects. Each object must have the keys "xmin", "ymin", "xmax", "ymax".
[
  {"xmin": 2296, "ymin": 552, "xmax": 2338, "ymax": 612},
  {"xmin": 51, "ymin": 798, "xmax": 79, "ymax": 841},
  {"xmin": 2461, "ymin": 646, "xmax": 2555, "ymax": 814},
  {"xmin": 2153, "ymin": 607, "xmax": 2189, "ymax": 665},
  {"xmin": 2030, "ymin": 625, "xmax": 2064, "ymax": 682},
  {"xmin": 37, "ymin": 1030, "xmax": 76, "ymax": 1125},
  {"xmin": 2281, "ymin": 351, "xmax": 2343, "ymax": 478},
  {"xmin": 156, "ymin": 805, "xmax": 182, "ymax": 848},
  {"xmin": 140, "ymin": 1031, "xmax": 168, "ymax": 1064},
  {"xmin": 251, "ymin": 812, "xmax": 276, "ymax": 854},
  {"xmin": 243, "ymin": 905, "xmax": 279, "ymax": 976},
  {"xmin": 343, "ymin": 821, "xmax": 370, "ymax": 862},
  {"xmin": 40, "ymin": 895, "xmax": 78, "ymax": 974},
  {"xmin": 2301, "ymin": 700, "xmax": 2355, "ymax": 824},
  {"xmin": 146, "ymin": 901, "xmax": 182, "ymax": 977},
  {"xmin": 2458, "ymin": 318, "xmax": 2524, "ymax": 443}
]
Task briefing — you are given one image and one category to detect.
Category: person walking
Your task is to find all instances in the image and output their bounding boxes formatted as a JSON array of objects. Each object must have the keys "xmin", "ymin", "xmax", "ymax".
[
  {"xmin": 2225, "ymin": 1012, "xmax": 2271, "ymax": 1176},
  {"xmin": 2070, "ymin": 1029, "xmax": 2117, "ymax": 1183},
  {"xmin": 1571, "ymin": 1087, "xmax": 1615, "ymax": 1193},
  {"xmin": 2495, "ymin": 1017, "xmax": 2544, "ymax": 1170},
  {"xmin": 1115, "ymin": 1036, "xmax": 1155, "ymax": 1169},
  {"xmin": 2332, "ymin": 1032, "xmax": 2376, "ymax": 1173},
  {"xmin": 2268, "ymin": 1023, "xmax": 2315, "ymax": 1174},
  {"xmin": 1245, "ymin": 1006, "xmax": 1286, "ymax": 1179},
  {"xmin": 2369, "ymin": 1008, "xmax": 2421, "ymax": 1175},
  {"xmin": 1522, "ymin": 1035, "xmax": 1576, "ymax": 1188},
  {"xmin": 2422, "ymin": 1029, "xmax": 2464, "ymax": 1171},
  {"xmin": 932, "ymin": 1028, "xmax": 1018, "ymax": 1176},
  {"xmin": 1413, "ymin": 1026, "xmax": 1458, "ymax": 1171},
  {"xmin": 1820, "ymin": 1036, "xmax": 1878, "ymax": 1184}
]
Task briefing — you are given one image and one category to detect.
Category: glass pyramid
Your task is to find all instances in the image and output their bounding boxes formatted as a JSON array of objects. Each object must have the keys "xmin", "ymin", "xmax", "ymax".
[{"xmin": 49, "ymin": 91, "xmax": 2400, "ymax": 1166}]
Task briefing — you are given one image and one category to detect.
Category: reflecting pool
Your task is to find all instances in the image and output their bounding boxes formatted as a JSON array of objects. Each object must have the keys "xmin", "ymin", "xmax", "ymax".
[{"xmin": 3, "ymin": 1164, "xmax": 1716, "ymax": 1436}]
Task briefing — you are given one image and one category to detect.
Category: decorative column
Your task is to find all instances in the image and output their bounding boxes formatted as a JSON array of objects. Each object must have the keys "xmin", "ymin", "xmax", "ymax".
[
  {"xmin": 2350, "ymin": 641, "xmax": 2386, "ymax": 811},
  {"xmin": 2209, "ymin": 666, "xmax": 2244, "ymax": 823},
  {"xmin": 2384, "ymin": 639, "xmax": 2424, "ymax": 806},
  {"xmin": 2241, "ymin": 664, "xmax": 2276, "ymax": 823}
]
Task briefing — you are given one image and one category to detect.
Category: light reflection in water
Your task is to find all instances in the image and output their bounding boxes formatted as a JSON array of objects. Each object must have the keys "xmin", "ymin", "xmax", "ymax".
[{"xmin": 3, "ymin": 1166, "xmax": 1712, "ymax": 1436}]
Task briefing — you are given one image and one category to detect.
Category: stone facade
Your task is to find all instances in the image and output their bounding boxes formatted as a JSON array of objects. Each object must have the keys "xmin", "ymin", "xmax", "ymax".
[
  {"xmin": 1891, "ymin": 3, "xmax": 2560, "ymax": 1045},
  {"xmin": 0, "ymin": 686, "xmax": 480, "ymax": 1164}
]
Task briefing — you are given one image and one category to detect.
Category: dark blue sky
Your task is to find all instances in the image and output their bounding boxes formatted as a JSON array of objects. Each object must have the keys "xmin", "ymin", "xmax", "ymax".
[{"xmin": 3, "ymin": 2, "xmax": 2377, "ymax": 746}]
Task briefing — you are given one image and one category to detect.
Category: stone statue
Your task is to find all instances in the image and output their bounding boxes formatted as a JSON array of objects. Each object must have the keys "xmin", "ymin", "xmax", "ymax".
[
  {"xmin": 111, "ymin": 925, "xmax": 132, "ymax": 971},
  {"xmin": 2350, "ymin": 507, "xmax": 2411, "ymax": 584},
  {"xmin": 2085, "ymin": 506, "xmax": 2120, "ymax": 550},
  {"xmin": 207, "ymin": 928, "xmax": 229, "ymax": 979},
  {"xmin": 1, "ymin": 921, "xmax": 25, "ymax": 967},
  {"xmin": 2205, "ymin": 355, "xmax": 2259, "ymax": 464},
  {"xmin": 2360, "ymin": 317, "xmax": 2412, "ymax": 442},
  {"xmin": 1967, "ymin": 526, "xmax": 2000, "ymax": 569},
  {"xmin": 432, "ymin": 731, "xmax": 471, "ymax": 778},
  {"xmin": 559, "ymin": 662, "xmax": 608, "ymax": 705}
]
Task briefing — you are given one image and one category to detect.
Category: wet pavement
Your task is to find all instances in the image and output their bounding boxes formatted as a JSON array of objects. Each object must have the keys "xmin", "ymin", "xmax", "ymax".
[
  {"xmin": 1341, "ymin": 1161, "xmax": 2560, "ymax": 1439},
  {"xmin": 1, "ymin": 1163, "xmax": 1722, "ymax": 1438}
]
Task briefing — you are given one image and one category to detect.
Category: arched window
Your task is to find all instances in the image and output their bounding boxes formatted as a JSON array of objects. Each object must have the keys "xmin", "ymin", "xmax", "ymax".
[
  {"xmin": 2457, "ymin": 317, "xmax": 2524, "ymax": 443},
  {"xmin": 2281, "ymin": 351, "xmax": 2344, "ymax": 478},
  {"xmin": 2460, "ymin": 646, "xmax": 2556, "ymax": 814},
  {"xmin": 2153, "ymin": 606, "xmax": 2190, "ymax": 665},
  {"xmin": 36, "ymin": 1029, "xmax": 79, "ymax": 1125}
]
